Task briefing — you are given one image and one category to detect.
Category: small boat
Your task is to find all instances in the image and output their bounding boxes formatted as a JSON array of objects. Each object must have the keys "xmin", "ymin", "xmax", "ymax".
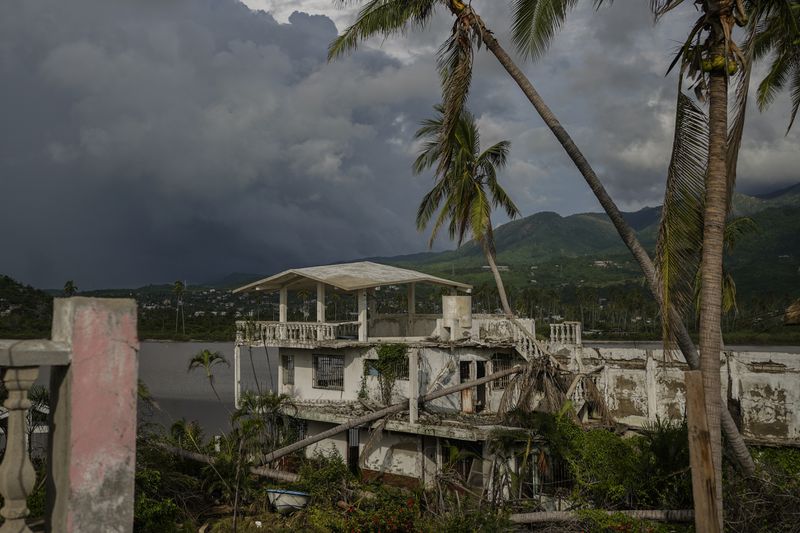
[{"xmin": 266, "ymin": 489, "xmax": 311, "ymax": 514}]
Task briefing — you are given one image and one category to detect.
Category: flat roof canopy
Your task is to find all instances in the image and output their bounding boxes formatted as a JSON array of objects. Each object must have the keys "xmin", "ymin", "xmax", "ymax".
[{"xmin": 233, "ymin": 261, "xmax": 471, "ymax": 293}]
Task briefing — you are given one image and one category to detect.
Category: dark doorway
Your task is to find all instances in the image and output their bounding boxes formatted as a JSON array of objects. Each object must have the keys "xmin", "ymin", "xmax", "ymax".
[
  {"xmin": 475, "ymin": 361, "xmax": 486, "ymax": 413},
  {"xmin": 347, "ymin": 428, "xmax": 360, "ymax": 474},
  {"xmin": 460, "ymin": 361, "xmax": 473, "ymax": 413}
]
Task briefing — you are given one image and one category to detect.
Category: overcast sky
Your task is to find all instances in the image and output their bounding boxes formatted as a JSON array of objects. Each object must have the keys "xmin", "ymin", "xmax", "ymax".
[{"xmin": 1, "ymin": 0, "xmax": 797, "ymax": 289}]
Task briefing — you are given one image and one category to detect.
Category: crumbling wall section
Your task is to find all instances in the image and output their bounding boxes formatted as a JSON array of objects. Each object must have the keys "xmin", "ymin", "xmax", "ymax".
[{"xmin": 576, "ymin": 346, "xmax": 800, "ymax": 445}]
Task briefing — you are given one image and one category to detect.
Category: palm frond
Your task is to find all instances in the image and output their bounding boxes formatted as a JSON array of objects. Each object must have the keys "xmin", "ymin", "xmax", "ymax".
[
  {"xmin": 511, "ymin": 0, "xmax": 581, "ymax": 60},
  {"xmin": 723, "ymin": 216, "xmax": 758, "ymax": 254},
  {"xmin": 328, "ymin": 0, "xmax": 436, "ymax": 60},
  {"xmin": 436, "ymin": 23, "xmax": 475, "ymax": 175},
  {"xmin": 655, "ymin": 91, "xmax": 708, "ymax": 345},
  {"xmin": 650, "ymin": 0, "xmax": 687, "ymax": 20},
  {"xmin": 726, "ymin": 16, "xmax": 757, "ymax": 210}
]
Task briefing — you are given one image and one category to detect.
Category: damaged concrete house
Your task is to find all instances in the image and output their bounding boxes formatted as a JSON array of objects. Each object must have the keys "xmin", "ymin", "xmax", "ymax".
[{"xmin": 232, "ymin": 261, "xmax": 800, "ymax": 498}]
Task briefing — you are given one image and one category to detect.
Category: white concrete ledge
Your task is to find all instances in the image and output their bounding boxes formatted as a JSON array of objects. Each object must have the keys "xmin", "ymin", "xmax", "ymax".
[{"xmin": 0, "ymin": 339, "xmax": 71, "ymax": 367}]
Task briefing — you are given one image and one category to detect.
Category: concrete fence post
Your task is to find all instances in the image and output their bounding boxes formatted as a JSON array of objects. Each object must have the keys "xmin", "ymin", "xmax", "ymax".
[{"xmin": 46, "ymin": 298, "xmax": 139, "ymax": 533}]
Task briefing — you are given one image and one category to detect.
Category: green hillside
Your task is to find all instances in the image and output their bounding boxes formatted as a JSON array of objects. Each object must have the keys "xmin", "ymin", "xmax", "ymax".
[{"xmin": 383, "ymin": 187, "xmax": 800, "ymax": 303}]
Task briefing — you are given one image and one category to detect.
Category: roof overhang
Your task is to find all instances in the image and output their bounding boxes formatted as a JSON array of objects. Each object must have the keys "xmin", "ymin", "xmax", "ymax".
[{"xmin": 233, "ymin": 261, "xmax": 471, "ymax": 293}]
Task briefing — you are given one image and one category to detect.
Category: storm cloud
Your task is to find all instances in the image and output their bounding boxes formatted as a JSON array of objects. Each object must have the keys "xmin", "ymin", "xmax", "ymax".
[{"xmin": 1, "ymin": 0, "xmax": 797, "ymax": 288}]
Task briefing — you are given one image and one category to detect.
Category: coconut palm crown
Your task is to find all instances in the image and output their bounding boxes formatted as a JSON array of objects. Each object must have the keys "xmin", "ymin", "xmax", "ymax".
[{"xmin": 414, "ymin": 105, "xmax": 520, "ymax": 315}]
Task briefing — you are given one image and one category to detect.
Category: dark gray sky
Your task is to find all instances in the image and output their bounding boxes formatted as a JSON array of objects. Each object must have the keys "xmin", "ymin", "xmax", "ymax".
[{"xmin": 1, "ymin": 0, "xmax": 797, "ymax": 289}]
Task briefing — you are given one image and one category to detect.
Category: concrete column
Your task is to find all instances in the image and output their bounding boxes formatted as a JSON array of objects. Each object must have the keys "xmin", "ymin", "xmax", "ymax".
[
  {"xmin": 316, "ymin": 283, "xmax": 326, "ymax": 323},
  {"xmin": 279, "ymin": 287, "xmax": 288, "ymax": 323},
  {"xmin": 234, "ymin": 344, "xmax": 241, "ymax": 407},
  {"xmin": 357, "ymin": 289, "xmax": 368, "ymax": 342},
  {"xmin": 407, "ymin": 283, "xmax": 416, "ymax": 336},
  {"xmin": 47, "ymin": 298, "xmax": 139, "ymax": 533},
  {"xmin": 409, "ymin": 349, "xmax": 419, "ymax": 424},
  {"xmin": 645, "ymin": 350, "xmax": 658, "ymax": 422}
]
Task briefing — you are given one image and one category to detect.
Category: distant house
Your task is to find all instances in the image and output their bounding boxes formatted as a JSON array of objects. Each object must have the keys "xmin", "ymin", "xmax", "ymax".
[
  {"xmin": 482, "ymin": 265, "xmax": 509, "ymax": 272},
  {"xmin": 785, "ymin": 299, "xmax": 800, "ymax": 326}
]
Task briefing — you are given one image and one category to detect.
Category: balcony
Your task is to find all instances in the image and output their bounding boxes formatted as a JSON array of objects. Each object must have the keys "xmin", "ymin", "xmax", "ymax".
[
  {"xmin": 0, "ymin": 298, "xmax": 138, "ymax": 533},
  {"xmin": 236, "ymin": 320, "xmax": 361, "ymax": 347}
]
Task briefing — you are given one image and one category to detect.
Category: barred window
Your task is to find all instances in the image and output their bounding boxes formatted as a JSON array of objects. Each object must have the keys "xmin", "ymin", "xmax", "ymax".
[
  {"xmin": 282, "ymin": 354, "xmax": 294, "ymax": 385},
  {"xmin": 313, "ymin": 354, "xmax": 344, "ymax": 390},
  {"xmin": 491, "ymin": 353, "xmax": 514, "ymax": 389}
]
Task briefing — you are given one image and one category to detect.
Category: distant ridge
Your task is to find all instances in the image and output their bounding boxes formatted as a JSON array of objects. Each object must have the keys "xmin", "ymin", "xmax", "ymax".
[{"xmin": 754, "ymin": 182, "xmax": 800, "ymax": 200}]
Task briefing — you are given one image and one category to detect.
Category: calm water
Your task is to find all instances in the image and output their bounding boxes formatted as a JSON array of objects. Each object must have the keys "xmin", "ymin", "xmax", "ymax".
[{"xmin": 138, "ymin": 341, "xmax": 279, "ymax": 436}]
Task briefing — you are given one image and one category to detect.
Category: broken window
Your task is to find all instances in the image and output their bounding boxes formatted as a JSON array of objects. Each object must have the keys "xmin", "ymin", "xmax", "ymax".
[
  {"xmin": 364, "ymin": 359, "xmax": 409, "ymax": 380},
  {"xmin": 491, "ymin": 353, "xmax": 514, "ymax": 389},
  {"xmin": 282, "ymin": 354, "xmax": 294, "ymax": 385},
  {"xmin": 313, "ymin": 354, "xmax": 344, "ymax": 390}
]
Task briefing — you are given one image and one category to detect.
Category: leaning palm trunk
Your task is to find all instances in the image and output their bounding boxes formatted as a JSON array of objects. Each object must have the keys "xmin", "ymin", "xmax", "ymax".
[
  {"xmin": 701, "ymin": 64, "xmax": 729, "ymax": 524},
  {"xmin": 458, "ymin": 9, "xmax": 754, "ymax": 475},
  {"xmin": 483, "ymin": 225, "xmax": 513, "ymax": 316}
]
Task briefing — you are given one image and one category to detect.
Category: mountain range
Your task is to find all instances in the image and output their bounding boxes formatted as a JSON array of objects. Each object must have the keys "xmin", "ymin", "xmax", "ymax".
[
  {"xmin": 362, "ymin": 184, "xmax": 800, "ymax": 298},
  {"xmin": 200, "ymin": 184, "xmax": 800, "ymax": 299}
]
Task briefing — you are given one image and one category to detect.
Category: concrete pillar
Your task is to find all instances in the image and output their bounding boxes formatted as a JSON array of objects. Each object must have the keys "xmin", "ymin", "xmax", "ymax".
[
  {"xmin": 316, "ymin": 283, "xmax": 326, "ymax": 323},
  {"xmin": 409, "ymin": 349, "xmax": 419, "ymax": 424},
  {"xmin": 407, "ymin": 283, "xmax": 416, "ymax": 336},
  {"xmin": 645, "ymin": 350, "xmax": 658, "ymax": 422},
  {"xmin": 357, "ymin": 289, "xmax": 368, "ymax": 342},
  {"xmin": 47, "ymin": 298, "xmax": 139, "ymax": 533},
  {"xmin": 234, "ymin": 344, "xmax": 241, "ymax": 407},
  {"xmin": 279, "ymin": 287, "xmax": 288, "ymax": 323}
]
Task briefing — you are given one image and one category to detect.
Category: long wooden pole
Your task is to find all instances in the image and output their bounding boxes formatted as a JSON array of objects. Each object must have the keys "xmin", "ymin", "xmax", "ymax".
[
  {"xmin": 260, "ymin": 365, "xmax": 523, "ymax": 464},
  {"xmin": 685, "ymin": 370, "xmax": 721, "ymax": 533},
  {"xmin": 510, "ymin": 510, "xmax": 694, "ymax": 524}
]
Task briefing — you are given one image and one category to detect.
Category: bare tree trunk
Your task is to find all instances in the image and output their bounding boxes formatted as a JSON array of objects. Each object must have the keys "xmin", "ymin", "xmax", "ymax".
[
  {"xmin": 467, "ymin": 13, "xmax": 754, "ymax": 475},
  {"xmin": 483, "ymin": 224, "xmax": 513, "ymax": 316},
  {"xmin": 701, "ymin": 63, "xmax": 729, "ymax": 525}
]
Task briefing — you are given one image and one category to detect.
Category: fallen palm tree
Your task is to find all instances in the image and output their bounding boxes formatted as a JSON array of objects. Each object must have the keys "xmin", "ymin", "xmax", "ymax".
[{"xmin": 509, "ymin": 509, "xmax": 694, "ymax": 524}]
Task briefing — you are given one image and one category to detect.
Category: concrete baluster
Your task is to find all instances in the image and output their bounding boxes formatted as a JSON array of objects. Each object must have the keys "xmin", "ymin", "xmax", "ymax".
[{"xmin": 0, "ymin": 366, "xmax": 39, "ymax": 533}]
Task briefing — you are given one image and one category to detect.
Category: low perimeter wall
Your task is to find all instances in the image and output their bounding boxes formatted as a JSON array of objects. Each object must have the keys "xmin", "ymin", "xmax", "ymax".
[{"xmin": 565, "ymin": 346, "xmax": 800, "ymax": 445}]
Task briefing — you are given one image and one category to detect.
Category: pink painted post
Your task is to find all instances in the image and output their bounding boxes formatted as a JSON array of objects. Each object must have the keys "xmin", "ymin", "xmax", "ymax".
[{"xmin": 46, "ymin": 298, "xmax": 139, "ymax": 533}]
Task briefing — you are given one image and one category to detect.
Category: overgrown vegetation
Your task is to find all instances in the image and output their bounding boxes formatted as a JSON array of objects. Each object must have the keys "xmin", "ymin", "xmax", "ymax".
[{"xmin": 370, "ymin": 343, "xmax": 408, "ymax": 405}]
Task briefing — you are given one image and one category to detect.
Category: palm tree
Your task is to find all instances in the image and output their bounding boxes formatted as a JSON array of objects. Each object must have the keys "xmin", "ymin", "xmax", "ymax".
[
  {"xmin": 63, "ymin": 280, "xmax": 77, "ymax": 297},
  {"xmin": 173, "ymin": 280, "xmax": 185, "ymax": 335},
  {"xmin": 649, "ymin": 1, "xmax": 799, "ymax": 516},
  {"xmin": 327, "ymin": 0, "xmax": 757, "ymax": 474},
  {"xmin": 414, "ymin": 105, "xmax": 520, "ymax": 316},
  {"xmin": 188, "ymin": 349, "xmax": 229, "ymax": 401},
  {"xmin": 170, "ymin": 418, "xmax": 205, "ymax": 451}
]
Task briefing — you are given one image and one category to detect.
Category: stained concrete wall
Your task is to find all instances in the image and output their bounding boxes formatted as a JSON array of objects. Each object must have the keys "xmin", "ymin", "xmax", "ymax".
[
  {"xmin": 574, "ymin": 346, "xmax": 800, "ymax": 444},
  {"xmin": 369, "ymin": 315, "xmax": 440, "ymax": 338}
]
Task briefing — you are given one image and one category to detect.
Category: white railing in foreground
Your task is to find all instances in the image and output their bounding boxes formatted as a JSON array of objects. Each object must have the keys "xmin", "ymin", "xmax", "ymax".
[{"xmin": 0, "ymin": 298, "xmax": 138, "ymax": 533}]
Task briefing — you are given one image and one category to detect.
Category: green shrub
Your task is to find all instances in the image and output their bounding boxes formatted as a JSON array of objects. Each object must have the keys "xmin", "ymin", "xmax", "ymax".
[
  {"xmin": 134, "ymin": 468, "xmax": 182, "ymax": 532},
  {"xmin": 297, "ymin": 449, "xmax": 353, "ymax": 505}
]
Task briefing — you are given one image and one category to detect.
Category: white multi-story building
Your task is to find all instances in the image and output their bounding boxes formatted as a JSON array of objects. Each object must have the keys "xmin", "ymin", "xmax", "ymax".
[{"xmin": 232, "ymin": 261, "xmax": 800, "ymax": 493}]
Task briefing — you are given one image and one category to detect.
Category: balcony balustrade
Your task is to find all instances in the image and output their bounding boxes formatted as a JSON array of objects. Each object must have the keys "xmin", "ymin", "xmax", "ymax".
[
  {"xmin": 549, "ymin": 321, "xmax": 582, "ymax": 346},
  {"xmin": 236, "ymin": 320, "xmax": 361, "ymax": 347}
]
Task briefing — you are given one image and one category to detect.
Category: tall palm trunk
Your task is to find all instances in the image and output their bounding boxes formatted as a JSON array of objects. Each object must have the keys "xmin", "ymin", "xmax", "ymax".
[
  {"xmin": 701, "ymin": 63, "xmax": 729, "ymax": 524},
  {"xmin": 483, "ymin": 224, "xmax": 513, "ymax": 316},
  {"xmin": 462, "ymin": 11, "xmax": 754, "ymax": 474}
]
